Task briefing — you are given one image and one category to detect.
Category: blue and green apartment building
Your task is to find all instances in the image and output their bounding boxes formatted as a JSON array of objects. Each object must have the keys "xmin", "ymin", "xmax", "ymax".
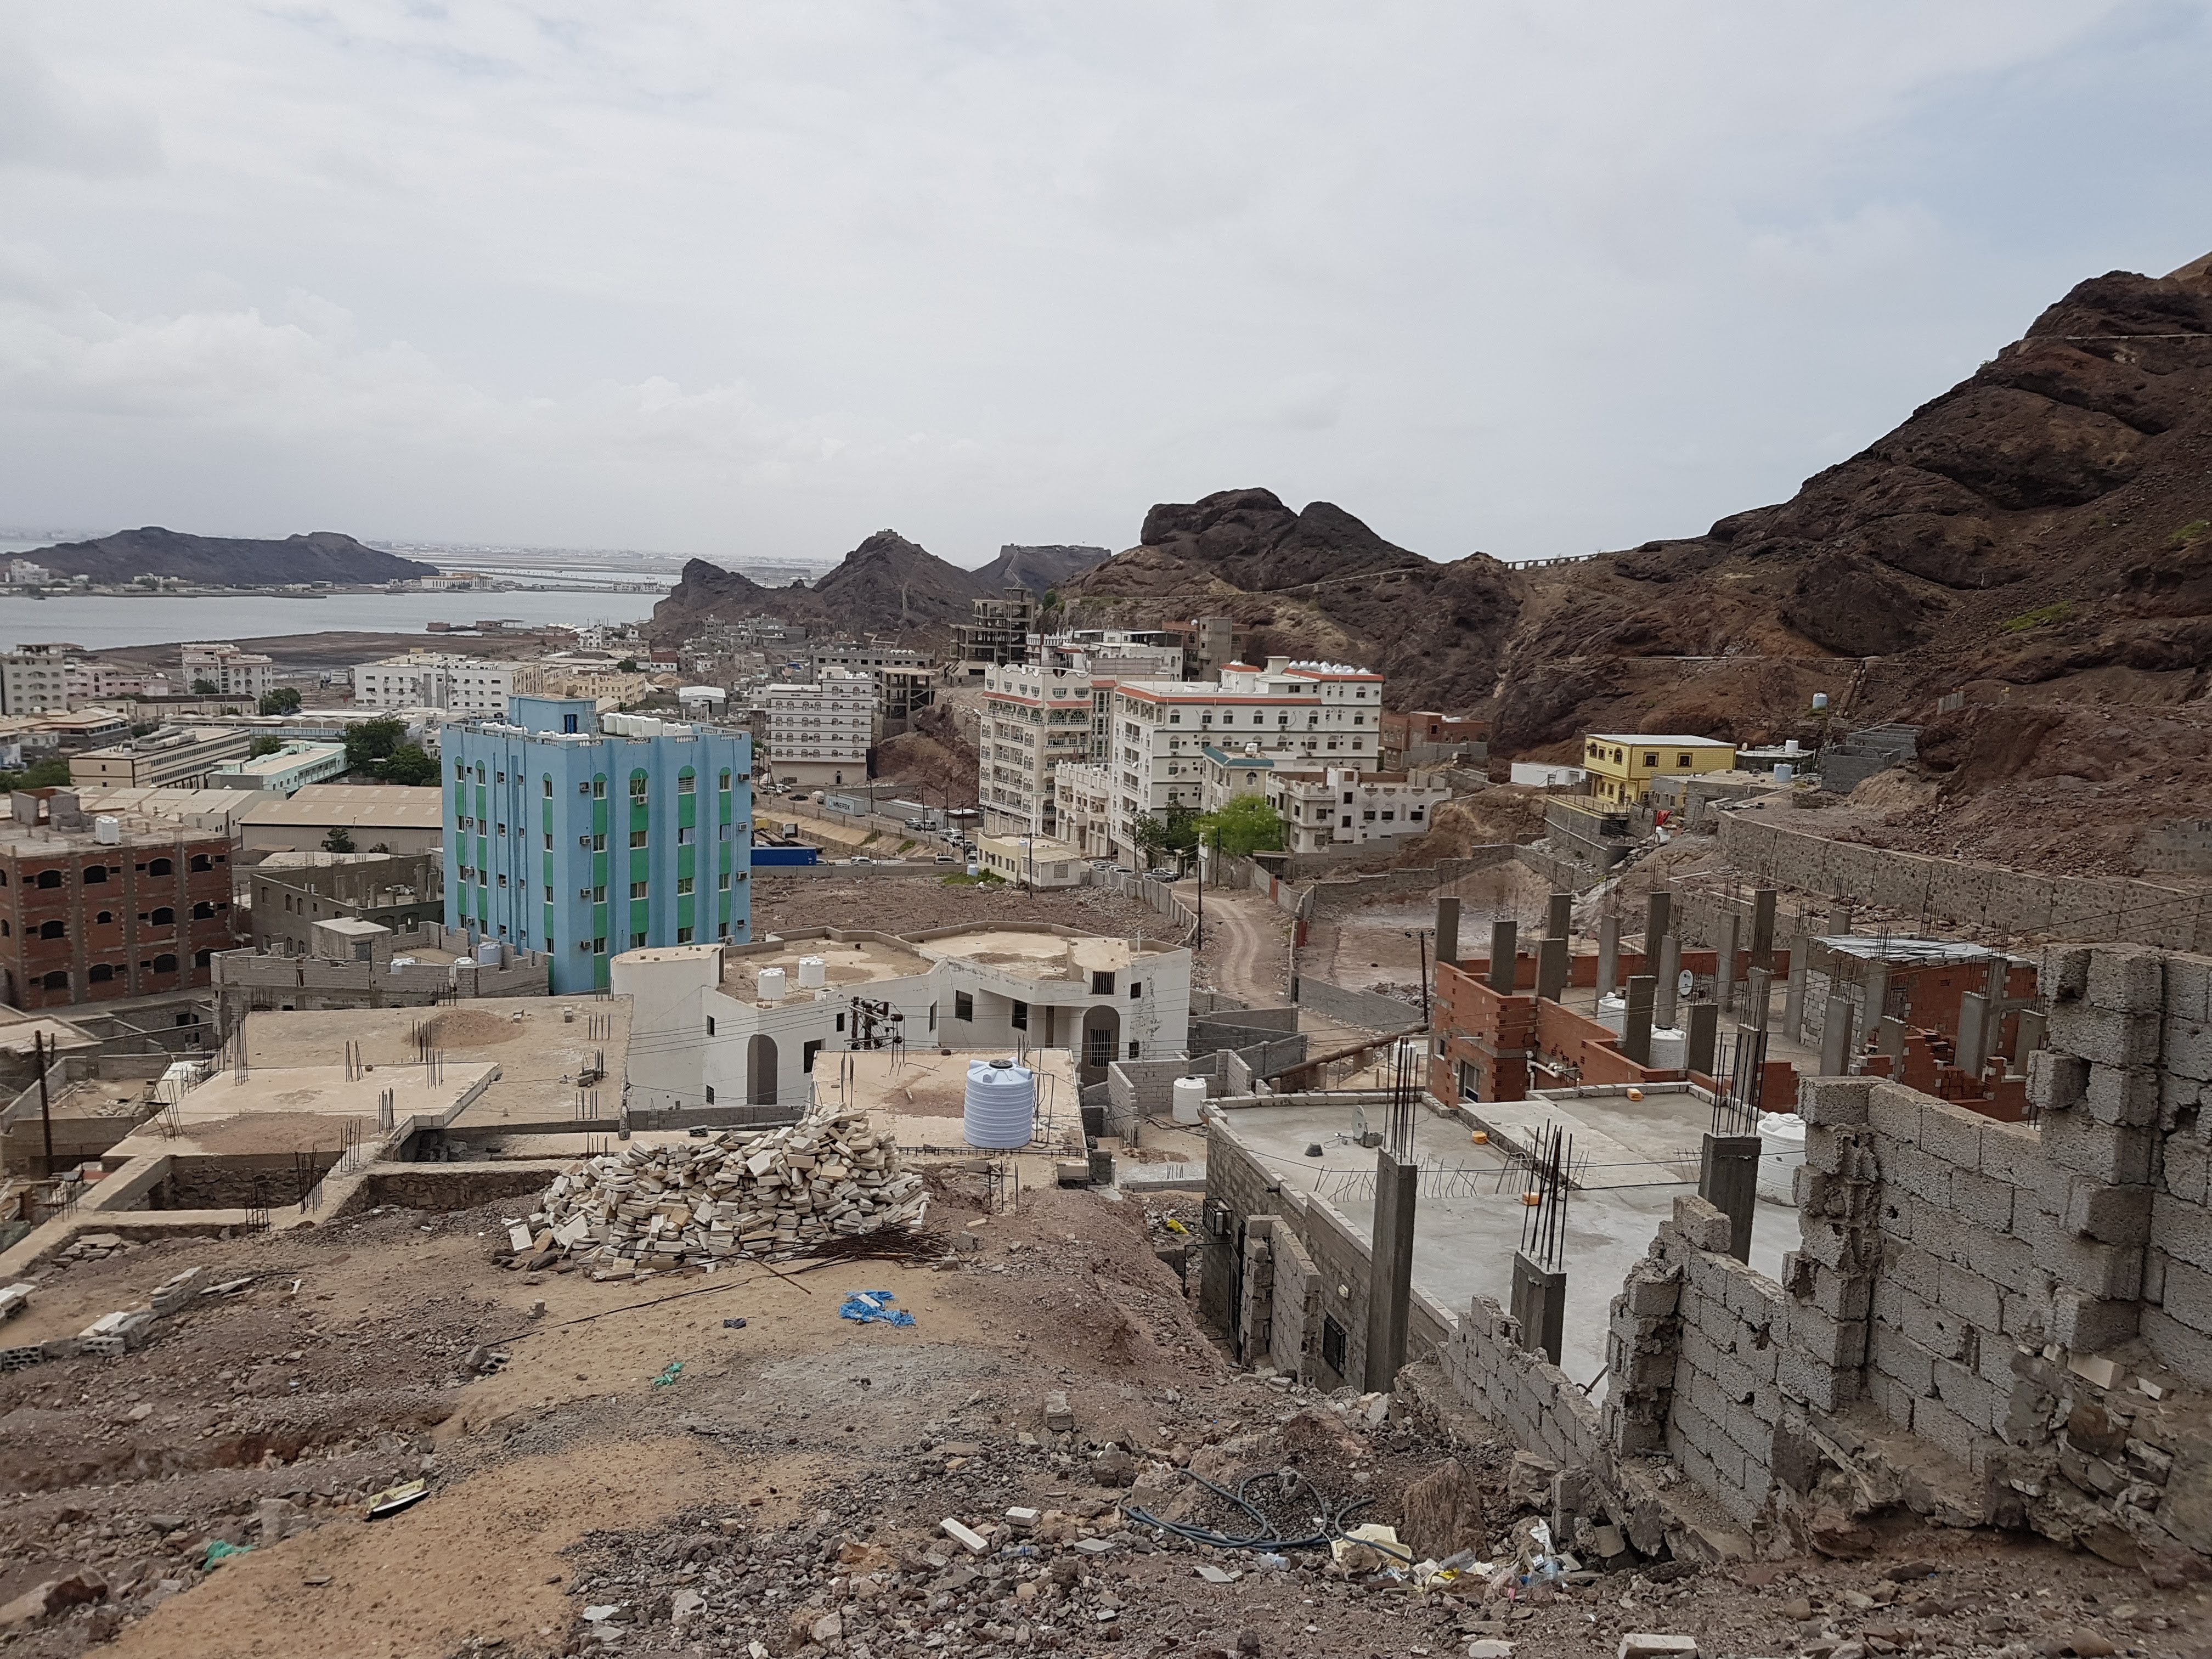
[{"xmin": 443, "ymin": 697, "xmax": 752, "ymax": 994}]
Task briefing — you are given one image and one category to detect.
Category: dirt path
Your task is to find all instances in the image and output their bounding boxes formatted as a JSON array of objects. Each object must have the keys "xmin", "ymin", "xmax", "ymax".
[{"xmin": 1178, "ymin": 876, "xmax": 1288, "ymax": 1006}]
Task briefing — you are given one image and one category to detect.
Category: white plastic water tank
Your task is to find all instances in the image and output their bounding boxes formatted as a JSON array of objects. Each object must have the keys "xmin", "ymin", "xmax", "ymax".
[
  {"xmin": 796, "ymin": 955, "xmax": 827, "ymax": 989},
  {"xmin": 1595, "ymin": 992, "xmax": 1627, "ymax": 1035},
  {"xmin": 1649, "ymin": 1025, "xmax": 1686, "ymax": 1069},
  {"xmin": 963, "ymin": 1058, "xmax": 1036, "ymax": 1149},
  {"xmin": 757, "ymin": 967, "xmax": 787, "ymax": 1002},
  {"xmin": 475, "ymin": 938, "xmax": 502, "ymax": 966},
  {"xmin": 1757, "ymin": 1111, "xmax": 1807, "ymax": 1204},
  {"xmin": 93, "ymin": 816, "xmax": 122, "ymax": 845},
  {"xmin": 1171, "ymin": 1076, "xmax": 1209, "ymax": 1125},
  {"xmin": 1774, "ymin": 763, "xmax": 1795, "ymax": 784},
  {"xmin": 1812, "ymin": 692, "xmax": 1830, "ymax": 709}
]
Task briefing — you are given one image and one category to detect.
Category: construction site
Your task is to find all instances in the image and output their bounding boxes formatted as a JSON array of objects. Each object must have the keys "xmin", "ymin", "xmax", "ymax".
[{"xmin": 2, "ymin": 845, "xmax": 2210, "ymax": 1659}]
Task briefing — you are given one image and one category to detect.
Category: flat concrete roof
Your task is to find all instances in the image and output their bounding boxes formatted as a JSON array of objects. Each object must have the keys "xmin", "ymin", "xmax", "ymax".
[
  {"xmin": 237, "ymin": 995, "xmax": 634, "ymax": 1132},
  {"xmin": 917, "ymin": 928, "xmax": 1159, "ymax": 978},
  {"xmin": 109, "ymin": 1059, "xmax": 495, "ymax": 1158},
  {"xmin": 723, "ymin": 935, "xmax": 933, "ymax": 998},
  {"xmin": 1216, "ymin": 1091, "xmax": 1790, "ymax": 1390},
  {"xmin": 236, "ymin": 785, "xmax": 444, "ymax": 828}
]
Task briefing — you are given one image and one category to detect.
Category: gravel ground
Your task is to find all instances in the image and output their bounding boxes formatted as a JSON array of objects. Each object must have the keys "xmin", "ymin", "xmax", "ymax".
[{"xmin": 752, "ymin": 876, "xmax": 1176, "ymax": 941}]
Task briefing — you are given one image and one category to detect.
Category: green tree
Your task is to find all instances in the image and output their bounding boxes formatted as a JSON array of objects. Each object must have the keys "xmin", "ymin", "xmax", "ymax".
[
  {"xmin": 344, "ymin": 717, "xmax": 407, "ymax": 772},
  {"xmin": 616, "ymin": 658, "xmax": 639, "ymax": 673},
  {"xmin": 0, "ymin": 755, "xmax": 75, "ymax": 792},
  {"xmin": 248, "ymin": 735, "xmax": 286, "ymax": 759},
  {"xmin": 190, "ymin": 678, "xmax": 218, "ymax": 694},
  {"xmin": 1131, "ymin": 803, "xmax": 1201, "ymax": 864},
  {"xmin": 1200, "ymin": 794, "xmax": 1286, "ymax": 858},
  {"xmin": 381, "ymin": 744, "xmax": 438, "ymax": 787},
  {"xmin": 258, "ymin": 687, "xmax": 302, "ymax": 715},
  {"xmin": 322, "ymin": 825, "xmax": 357, "ymax": 854}
]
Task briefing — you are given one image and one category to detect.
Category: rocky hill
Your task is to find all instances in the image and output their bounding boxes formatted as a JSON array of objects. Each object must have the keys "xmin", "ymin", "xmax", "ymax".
[
  {"xmin": 21, "ymin": 527, "xmax": 437, "ymax": 586},
  {"xmin": 1065, "ymin": 252, "xmax": 2212, "ymax": 768},
  {"xmin": 650, "ymin": 529, "xmax": 990, "ymax": 645},
  {"xmin": 970, "ymin": 543, "xmax": 1110, "ymax": 597}
]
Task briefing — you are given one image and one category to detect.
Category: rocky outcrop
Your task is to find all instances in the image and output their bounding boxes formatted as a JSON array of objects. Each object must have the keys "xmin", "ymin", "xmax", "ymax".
[
  {"xmin": 971, "ymin": 543, "xmax": 1110, "ymax": 597},
  {"xmin": 22, "ymin": 527, "xmax": 436, "ymax": 586},
  {"xmin": 650, "ymin": 529, "xmax": 989, "ymax": 645}
]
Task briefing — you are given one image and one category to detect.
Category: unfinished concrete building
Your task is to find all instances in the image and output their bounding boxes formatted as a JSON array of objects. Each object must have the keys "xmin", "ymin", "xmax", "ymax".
[
  {"xmin": 1201, "ymin": 941, "xmax": 2212, "ymax": 1571},
  {"xmin": 212, "ymin": 917, "xmax": 551, "ymax": 1034}
]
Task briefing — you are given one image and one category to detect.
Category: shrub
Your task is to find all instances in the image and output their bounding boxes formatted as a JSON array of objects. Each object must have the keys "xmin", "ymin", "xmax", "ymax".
[{"xmin": 1998, "ymin": 601, "xmax": 2072, "ymax": 633}]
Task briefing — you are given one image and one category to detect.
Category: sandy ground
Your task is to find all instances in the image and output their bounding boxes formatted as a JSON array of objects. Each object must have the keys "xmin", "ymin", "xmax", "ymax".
[{"xmin": 751, "ymin": 876, "xmax": 1175, "ymax": 943}]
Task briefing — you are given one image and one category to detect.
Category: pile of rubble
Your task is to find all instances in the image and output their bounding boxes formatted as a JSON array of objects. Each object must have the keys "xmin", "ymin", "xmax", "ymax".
[{"xmin": 527, "ymin": 1108, "xmax": 927, "ymax": 1266}]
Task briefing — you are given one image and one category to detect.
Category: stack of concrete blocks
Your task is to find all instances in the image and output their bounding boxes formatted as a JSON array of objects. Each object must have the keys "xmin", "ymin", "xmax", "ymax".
[
  {"xmin": 1440, "ymin": 1295, "xmax": 1601, "ymax": 1473},
  {"xmin": 149, "ymin": 1266, "xmax": 204, "ymax": 1316}
]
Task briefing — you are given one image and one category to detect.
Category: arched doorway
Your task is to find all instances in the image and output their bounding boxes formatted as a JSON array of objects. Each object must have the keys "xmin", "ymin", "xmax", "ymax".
[
  {"xmin": 748, "ymin": 1034, "xmax": 778, "ymax": 1105},
  {"xmin": 1079, "ymin": 1005, "xmax": 1121, "ymax": 1083}
]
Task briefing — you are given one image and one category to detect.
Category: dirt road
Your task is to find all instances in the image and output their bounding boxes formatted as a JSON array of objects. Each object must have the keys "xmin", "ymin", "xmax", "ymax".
[{"xmin": 1177, "ymin": 876, "xmax": 1288, "ymax": 1006}]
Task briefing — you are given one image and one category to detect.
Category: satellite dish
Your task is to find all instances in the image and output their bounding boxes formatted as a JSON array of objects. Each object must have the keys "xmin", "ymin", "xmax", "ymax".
[{"xmin": 1678, "ymin": 969, "xmax": 1695, "ymax": 997}]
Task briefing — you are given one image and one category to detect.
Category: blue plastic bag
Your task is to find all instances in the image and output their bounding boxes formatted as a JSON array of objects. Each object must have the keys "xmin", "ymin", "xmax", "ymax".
[{"xmin": 839, "ymin": 1289, "xmax": 915, "ymax": 1327}]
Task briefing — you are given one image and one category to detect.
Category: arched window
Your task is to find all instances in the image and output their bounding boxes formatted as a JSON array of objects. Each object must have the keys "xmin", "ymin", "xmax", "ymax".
[
  {"xmin": 150, "ymin": 907, "xmax": 175, "ymax": 926},
  {"xmin": 192, "ymin": 901, "xmax": 217, "ymax": 919},
  {"xmin": 190, "ymin": 854, "xmax": 214, "ymax": 872},
  {"xmin": 34, "ymin": 869, "xmax": 63, "ymax": 889},
  {"xmin": 41, "ymin": 971, "xmax": 68, "ymax": 991},
  {"xmin": 678, "ymin": 768, "xmax": 696, "ymax": 795},
  {"xmin": 94, "ymin": 911, "xmax": 112, "ymax": 925},
  {"xmin": 151, "ymin": 953, "xmax": 179, "ymax": 974},
  {"xmin": 629, "ymin": 770, "xmax": 648, "ymax": 800},
  {"xmin": 193, "ymin": 949, "xmax": 213, "ymax": 968},
  {"xmin": 719, "ymin": 769, "xmax": 731, "ymax": 792},
  {"xmin": 88, "ymin": 964, "xmax": 114, "ymax": 983},
  {"xmin": 38, "ymin": 920, "xmax": 65, "ymax": 939},
  {"xmin": 0, "ymin": 921, "xmax": 8, "ymax": 936},
  {"xmin": 147, "ymin": 858, "xmax": 173, "ymax": 876},
  {"xmin": 83, "ymin": 865, "xmax": 107, "ymax": 884},
  {"xmin": 543, "ymin": 775, "xmax": 553, "ymax": 797}
]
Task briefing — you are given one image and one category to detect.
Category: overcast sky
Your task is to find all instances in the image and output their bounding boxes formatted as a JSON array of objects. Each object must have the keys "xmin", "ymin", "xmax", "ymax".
[{"xmin": 3, "ymin": 3, "xmax": 2209, "ymax": 569}]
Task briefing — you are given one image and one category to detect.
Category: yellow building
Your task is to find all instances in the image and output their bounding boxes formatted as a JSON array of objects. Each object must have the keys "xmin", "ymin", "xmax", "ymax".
[{"xmin": 1581, "ymin": 733, "xmax": 1737, "ymax": 805}]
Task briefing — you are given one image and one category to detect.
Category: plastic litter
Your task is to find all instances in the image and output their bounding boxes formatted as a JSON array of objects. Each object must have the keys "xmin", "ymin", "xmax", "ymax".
[
  {"xmin": 722, "ymin": 1317, "xmax": 748, "ymax": 1329},
  {"xmin": 364, "ymin": 1478, "xmax": 430, "ymax": 1521},
  {"xmin": 652, "ymin": 1361, "xmax": 685, "ymax": 1387},
  {"xmin": 839, "ymin": 1290, "xmax": 915, "ymax": 1327},
  {"xmin": 202, "ymin": 1541, "xmax": 253, "ymax": 1569}
]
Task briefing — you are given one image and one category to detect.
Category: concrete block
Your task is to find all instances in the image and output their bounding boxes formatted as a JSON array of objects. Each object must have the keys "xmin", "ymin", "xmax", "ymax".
[
  {"xmin": 1865, "ymin": 1366, "xmax": 1915, "ymax": 1432},
  {"xmin": 1797, "ymin": 1076, "xmax": 1874, "ymax": 1126},
  {"xmin": 1897, "ymin": 1285, "xmax": 1972, "ymax": 1361},
  {"xmin": 2027, "ymin": 1050, "xmax": 2090, "ymax": 1116},
  {"xmin": 1867, "ymin": 1085, "xmax": 1926, "ymax": 1147},
  {"xmin": 2083, "ymin": 1065, "xmax": 2161, "ymax": 1128},
  {"xmin": 1936, "ymin": 1260, "xmax": 2005, "ymax": 1333},
  {"xmin": 1796, "ymin": 1220, "xmax": 1851, "ymax": 1271},
  {"xmin": 1777, "ymin": 1343, "xmax": 1857, "ymax": 1412},
  {"xmin": 1802, "ymin": 1126, "xmax": 1849, "ymax": 1178},
  {"xmin": 1870, "ymin": 1323, "xmax": 1936, "ymax": 1395},
  {"xmin": 2046, "ymin": 1001, "xmax": 2162, "ymax": 1069},
  {"xmin": 2062, "ymin": 1176, "xmax": 2153, "ymax": 1246},
  {"xmin": 2047, "ymin": 1234, "xmax": 2144, "ymax": 1302},
  {"xmin": 1787, "ymin": 1303, "xmax": 1867, "ymax": 1369},
  {"xmin": 1801, "ymin": 1261, "xmax": 1872, "ymax": 1322},
  {"xmin": 2083, "ymin": 944, "xmax": 2165, "ymax": 1014},
  {"xmin": 1947, "ymin": 1168, "xmax": 2015, "ymax": 1233},
  {"xmin": 2047, "ymin": 1286, "xmax": 2141, "ymax": 1356},
  {"xmin": 1671, "ymin": 1194, "xmax": 1734, "ymax": 1255},
  {"xmin": 2157, "ymin": 1257, "xmax": 2212, "ymax": 1338},
  {"xmin": 2041, "ymin": 1111, "xmax": 2155, "ymax": 1187},
  {"xmin": 1931, "ymin": 1357, "xmax": 1997, "ymax": 1432},
  {"xmin": 1886, "ymin": 1143, "xmax": 1954, "ymax": 1207},
  {"xmin": 2141, "ymin": 1307, "xmax": 2212, "ymax": 1382},
  {"xmin": 2164, "ymin": 1140, "xmax": 2211, "ymax": 1208},
  {"xmin": 1623, "ymin": 1263, "xmax": 1682, "ymax": 1319},
  {"xmin": 1882, "ymin": 1241, "xmax": 1939, "ymax": 1302},
  {"xmin": 1978, "ymin": 1120, "xmax": 2047, "ymax": 1190},
  {"xmin": 1919, "ymin": 1099, "xmax": 1987, "ymax": 1171},
  {"xmin": 1966, "ymin": 1227, "xmax": 2045, "ymax": 1297},
  {"xmin": 1911, "ymin": 1392, "xmax": 1982, "ymax": 1466},
  {"xmin": 2152, "ymin": 1190, "xmax": 2212, "ymax": 1273},
  {"xmin": 2044, "ymin": 944, "xmax": 2094, "ymax": 1003}
]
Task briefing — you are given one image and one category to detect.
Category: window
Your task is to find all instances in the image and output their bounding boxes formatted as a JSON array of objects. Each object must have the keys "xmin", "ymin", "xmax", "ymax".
[
  {"xmin": 1677, "ymin": 753, "xmax": 1692, "ymax": 768},
  {"xmin": 88, "ymin": 963, "xmax": 113, "ymax": 983},
  {"xmin": 629, "ymin": 881, "xmax": 648, "ymax": 899},
  {"xmin": 592, "ymin": 885, "xmax": 606, "ymax": 902},
  {"xmin": 544, "ymin": 776, "xmax": 553, "ymax": 797},
  {"xmin": 929, "ymin": 1002, "xmax": 938, "ymax": 1030},
  {"xmin": 1129, "ymin": 981, "xmax": 1143, "ymax": 1000},
  {"xmin": 35, "ymin": 869, "xmax": 63, "ymax": 889},
  {"xmin": 545, "ymin": 885, "xmax": 554, "ymax": 901},
  {"xmin": 94, "ymin": 911, "xmax": 112, "ymax": 925},
  {"xmin": 592, "ymin": 778, "xmax": 607, "ymax": 798},
  {"xmin": 628, "ymin": 830, "xmax": 647, "ymax": 849},
  {"xmin": 151, "ymin": 953, "xmax": 178, "ymax": 973},
  {"xmin": 41, "ymin": 970, "xmax": 67, "ymax": 991},
  {"xmin": 706, "ymin": 1016, "xmax": 715, "ymax": 1036},
  {"xmin": 1320, "ymin": 1314, "xmax": 1348, "ymax": 1376},
  {"xmin": 38, "ymin": 920, "xmax": 66, "ymax": 939},
  {"xmin": 836, "ymin": 1012, "xmax": 847, "ymax": 1032},
  {"xmin": 1128, "ymin": 1039, "xmax": 1141, "ymax": 1059},
  {"xmin": 592, "ymin": 834, "xmax": 607, "ymax": 851},
  {"xmin": 629, "ymin": 774, "xmax": 648, "ymax": 799},
  {"xmin": 630, "ymin": 932, "xmax": 647, "ymax": 948},
  {"xmin": 1091, "ymin": 970, "xmax": 1115, "ymax": 995},
  {"xmin": 189, "ymin": 853, "xmax": 213, "ymax": 872},
  {"xmin": 676, "ymin": 877, "xmax": 693, "ymax": 895},
  {"xmin": 192, "ymin": 901, "xmax": 217, "ymax": 919},
  {"xmin": 676, "ymin": 926, "xmax": 693, "ymax": 943},
  {"xmin": 82, "ymin": 865, "xmax": 106, "ymax": 884},
  {"xmin": 1085, "ymin": 1027, "xmax": 1113, "ymax": 1068},
  {"xmin": 955, "ymin": 991, "xmax": 973, "ymax": 1022},
  {"xmin": 678, "ymin": 827, "xmax": 695, "ymax": 845},
  {"xmin": 592, "ymin": 936, "xmax": 607, "ymax": 954},
  {"xmin": 802, "ymin": 1040, "xmax": 823, "ymax": 1074},
  {"xmin": 704, "ymin": 1085, "xmax": 715, "ymax": 1104},
  {"xmin": 1011, "ymin": 999, "xmax": 1028, "ymax": 1030},
  {"xmin": 718, "ymin": 872, "xmax": 731, "ymax": 891},
  {"xmin": 678, "ymin": 771, "xmax": 695, "ymax": 794},
  {"xmin": 719, "ymin": 770, "xmax": 731, "ymax": 792},
  {"xmin": 1643, "ymin": 753, "xmax": 1658, "ymax": 767},
  {"xmin": 149, "ymin": 907, "xmax": 175, "ymax": 926}
]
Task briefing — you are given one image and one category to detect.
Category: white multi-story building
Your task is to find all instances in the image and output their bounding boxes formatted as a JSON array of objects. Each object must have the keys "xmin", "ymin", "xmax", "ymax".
[
  {"xmin": 351, "ymin": 653, "xmax": 514, "ymax": 714},
  {"xmin": 7, "ymin": 560, "xmax": 54, "ymax": 585},
  {"xmin": 0, "ymin": 644, "xmax": 76, "ymax": 715},
  {"xmin": 1267, "ymin": 766, "xmax": 1448, "ymax": 854},
  {"xmin": 761, "ymin": 668, "xmax": 875, "ymax": 788},
  {"xmin": 979, "ymin": 664, "xmax": 1097, "ymax": 837},
  {"xmin": 181, "ymin": 642, "xmax": 278, "ymax": 700},
  {"xmin": 1106, "ymin": 657, "xmax": 1384, "ymax": 856},
  {"xmin": 1052, "ymin": 762, "xmax": 1117, "ymax": 860}
]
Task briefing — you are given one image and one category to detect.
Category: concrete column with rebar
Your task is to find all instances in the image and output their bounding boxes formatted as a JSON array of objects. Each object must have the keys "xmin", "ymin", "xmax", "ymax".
[
  {"xmin": 1489, "ymin": 919, "xmax": 1517, "ymax": 994},
  {"xmin": 1716, "ymin": 915, "xmax": 1741, "ymax": 1014},
  {"xmin": 1819, "ymin": 993, "xmax": 1854, "ymax": 1075},
  {"xmin": 1654, "ymin": 935, "xmax": 1681, "ymax": 1027},
  {"xmin": 1743, "ymin": 966, "xmax": 1773, "ymax": 1032},
  {"xmin": 1622, "ymin": 974, "xmax": 1656, "ymax": 1065},
  {"xmin": 1436, "ymin": 896, "xmax": 1460, "ymax": 969},
  {"xmin": 1699, "ymin": 1133, "xmax": 1760, "ymax": 1264},
  {"xmin": 1750, "ymin": 887, "xmax": 1777, "ymax": 973},
  {"xmin": 1596, "ymin": 914, "xmax": 1620, "ymax": 1000},
  {"xmin": 1536, "ymin": 935, "xmax": 1569, "ymax": 1004},
  {"xmin": 1545, "ymin": 890, "xmax": 1571, "ymax": 940},
  {"xmin": 1364, "ymin": 1147, "xmax": 1418, "ymax": 1392},
  {"xmin": 1957, "ymin": 990, "xmax": 1990, "ymax": 1076},
  {"xmin": 1644, "ymin": 889, "xmax": 1672, "ymax": 955},
  {"xmin": 1783, "ymin": 950, "xmax": 1808, "ymax": 1043},
  {"xmin": 1684, "ymin": 1001, "xmax": 1719, "ymax": 1077},
  {"xmin": 1509, "ymin": 1251, "xmax": 1566, "ymax": 1367}
]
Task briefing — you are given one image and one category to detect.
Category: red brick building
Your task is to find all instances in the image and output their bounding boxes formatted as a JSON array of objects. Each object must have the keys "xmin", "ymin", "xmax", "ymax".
[{"xmin": 0, "ymin": 789, "xmax": 241, "ymax": 1009}]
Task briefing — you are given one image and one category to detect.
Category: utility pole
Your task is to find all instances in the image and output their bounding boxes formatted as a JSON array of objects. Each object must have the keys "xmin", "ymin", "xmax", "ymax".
[
  {"xmin": 35, "ymin": 1028, "xmax": 53, "ymax": 1176},
  {"xmin": 1403, "ymin": 928, "xmax": 1435, "ymax": 1028}
]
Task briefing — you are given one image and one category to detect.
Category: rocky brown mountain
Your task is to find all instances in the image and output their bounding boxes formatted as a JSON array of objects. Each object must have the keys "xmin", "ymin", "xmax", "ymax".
[
  {"xmin": 1065, "ymin": 252, "xmax": 2212, "ymax": 766},
  {"xmin": 651, "ymin": 529, "xmax": 991, "ymax": 644},
  {"xmin": 970, "ymin": 543, "xmax": 1110, "ymax": 597},
  {"xmin": 21, "ymin": 527, "xmax": 437, "ymax": 586}
]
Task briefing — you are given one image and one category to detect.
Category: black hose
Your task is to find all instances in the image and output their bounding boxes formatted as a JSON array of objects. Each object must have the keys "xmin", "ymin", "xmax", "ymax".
[{"xmin": 1124, "ymin": 1468, "xmax": 1401, "ymax": 1558}]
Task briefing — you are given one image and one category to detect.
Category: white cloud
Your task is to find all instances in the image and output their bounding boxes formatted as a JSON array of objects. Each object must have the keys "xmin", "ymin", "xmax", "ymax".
[{"xmin": 0, "ymin": 1, "xmax": 2206, "ymax": 562}]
